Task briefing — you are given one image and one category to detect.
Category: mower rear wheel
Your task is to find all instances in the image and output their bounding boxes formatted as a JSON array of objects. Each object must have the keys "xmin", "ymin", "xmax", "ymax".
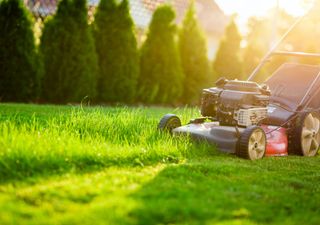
[
  {"xmin": 237, "ymin": 126, "xmax": 266, "ymax": 160},
  {"xmin": 158, "ymin": 114, "xmax": 181, "ymax": 133},
  {"xmin": 288, "ymin": 112, "xmax": 320, "ymax": 156}
]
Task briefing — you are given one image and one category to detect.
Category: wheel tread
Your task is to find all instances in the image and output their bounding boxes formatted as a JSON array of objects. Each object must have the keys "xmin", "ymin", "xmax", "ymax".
[
  {"xmin": 158, "ymin": 114, "xmax": 181, "ymax": 133},
  {"xmin": 288, "ymin": 112, "xmax": 320, "ymax": 156},
  {"xmin": 236, "ymin": 126, "xmax": 266, "ymax": 160}
]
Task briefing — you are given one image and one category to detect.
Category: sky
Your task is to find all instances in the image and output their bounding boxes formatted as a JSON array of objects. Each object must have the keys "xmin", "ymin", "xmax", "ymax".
[{"xmin": 215, "ymin": 0, "xmax": 313, "ymax": 29}]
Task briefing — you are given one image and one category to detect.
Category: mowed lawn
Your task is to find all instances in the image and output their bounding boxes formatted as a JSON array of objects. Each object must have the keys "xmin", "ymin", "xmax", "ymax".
[{"xmin": 0, "ymin": 104, "xmax": 319, "ymax": 225}]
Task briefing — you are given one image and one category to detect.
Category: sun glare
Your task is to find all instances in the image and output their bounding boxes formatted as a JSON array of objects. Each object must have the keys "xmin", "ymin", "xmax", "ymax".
[{"xmin": 215, "ymin": 0, "xmax": 313, "ymax": 21}]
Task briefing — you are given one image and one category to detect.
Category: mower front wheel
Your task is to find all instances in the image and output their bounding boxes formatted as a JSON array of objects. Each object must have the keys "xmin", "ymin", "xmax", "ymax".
[
  {"xmin": 237, "ymin": 126, "xmax": 266, "ymax": 160},
  {"xmin": 158, "ymin": 114, "xmax": 181, "ymax": 134}
]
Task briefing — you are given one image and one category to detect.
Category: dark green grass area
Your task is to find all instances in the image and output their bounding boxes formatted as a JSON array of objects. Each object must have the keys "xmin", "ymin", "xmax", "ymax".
[{"xmin": 0, "ymin": 103, "xmax": 319, "ymax": 225}]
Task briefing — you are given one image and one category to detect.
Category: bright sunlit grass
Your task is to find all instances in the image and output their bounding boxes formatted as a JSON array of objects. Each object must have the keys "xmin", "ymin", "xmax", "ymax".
[{"xmin": 0, "ymin": 103, "xmax": 319, "ymax": 225}]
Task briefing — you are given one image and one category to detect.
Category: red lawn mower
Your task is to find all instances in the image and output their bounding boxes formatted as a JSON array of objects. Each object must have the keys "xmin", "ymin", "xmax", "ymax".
[{"xmin": 158, "ymin": 11, "xmax": 320, "ymax": 160}]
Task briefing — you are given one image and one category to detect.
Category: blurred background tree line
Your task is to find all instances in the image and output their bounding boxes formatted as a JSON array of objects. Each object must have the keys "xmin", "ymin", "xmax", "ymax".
[{"xmin": 1, "ymin": 0, "xmax": 320, "ymax": 105}]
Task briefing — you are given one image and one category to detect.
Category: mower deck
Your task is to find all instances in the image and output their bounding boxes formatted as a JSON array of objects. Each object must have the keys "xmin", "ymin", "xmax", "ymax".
[{"xmin": 173, "ymin": 122, "xmax": 288, "ymax": 156}]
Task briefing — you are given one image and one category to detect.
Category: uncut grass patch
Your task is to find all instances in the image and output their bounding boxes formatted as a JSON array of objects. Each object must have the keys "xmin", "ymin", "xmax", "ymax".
[{"xmin": 0, "ymin": 104, "xmax": 212, "ymax": 182}]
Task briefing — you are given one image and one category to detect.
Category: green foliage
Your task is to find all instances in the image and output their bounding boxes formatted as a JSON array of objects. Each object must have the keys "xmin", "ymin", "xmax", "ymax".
[
  {"xmin": 280, "ymin": 10, "xmax": 320, "ymax": 67},
  {"xmin": 93, "ymin": 0, "xmax": 139, "ymax": 103},
  {"xmin": 213, "ymin": 20, "xmax": 243, "ymax": 80},
  {"xmin": 139, "ymin": 5, "xmax": 184, "ymax": 104},
  {"xmin": 179, "ymin": 1, "xmax": 211, "ymax": 104},
  {"xmin": 0, "ymin": 103, "xmax": 320, "ymax": 224},
  {"xmin": 242, "ymin": 17, "xmax": 268, "ymax": 81},
  {"xmin": 0, "ymin": 0, "xmax": 41, "ymax": 102},
  {"xmin": 242, "ymin": 12, "xmax": 294, "ymax": 82},
  {"xmin": 40, "ymin": 0, "xmax": 98, "ymax": 103}
]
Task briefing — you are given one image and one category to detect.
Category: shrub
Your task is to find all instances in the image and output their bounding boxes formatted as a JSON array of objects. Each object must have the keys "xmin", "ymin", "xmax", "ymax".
[
  {"xmin": 213, "ymin": 19, "xmax": 243, "ymax": 80},
  {"xmin": 179, "ymin": 1, "xmax": 211, "ymax": 104},
  {"xmin": 0, "ymin": 0, "xmax": 41, "ymax": 102},
  {"xmin": 93, "ymin": 0, "xmax": 139, "ymax": 103},
  {"xmin": 138, "ymin": 5, "xmax": 184, "ymax": 104},
  {"xmin": 40, "ymin": 0, "xmax": 98, "ymax": 103}
]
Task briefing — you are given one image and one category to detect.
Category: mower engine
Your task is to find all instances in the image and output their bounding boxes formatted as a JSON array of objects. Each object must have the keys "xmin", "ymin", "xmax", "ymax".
[{"xmin": 201, "ymin": 78, "xmax": 270, "ymax": 127}]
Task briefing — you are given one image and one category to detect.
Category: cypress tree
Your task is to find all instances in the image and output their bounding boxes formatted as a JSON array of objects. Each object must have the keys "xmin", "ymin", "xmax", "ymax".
[
  {"xmin": 40, "ymin": 0, "xmax": 98, "ymax": 103},
  {"xmin": 242, "ymin": 17, "xmax": 269, "ymax": 81},
  {"xmin": 213, "ymin": 20, "xmax": 243, "ymax": 80},
  {"xmin": 139, "ymin": 5, "xmax": 183, "ymax": 104},
  {"xmin": 93, "ymin": 0, "xmax": 139, "ymax": 103},
  {"xmin": 179, "ymin": 1, "xmax": 211, "ymax": 104},
  {"xmin": 0, "ymin": 0, "xmax": 41, "ymax": 102}
]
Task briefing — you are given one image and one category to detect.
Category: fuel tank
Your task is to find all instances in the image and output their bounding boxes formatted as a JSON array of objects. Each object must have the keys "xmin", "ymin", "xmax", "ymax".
[{"xmin": 261, "ymin": 125, "xmax": 288, "ymax": 156}]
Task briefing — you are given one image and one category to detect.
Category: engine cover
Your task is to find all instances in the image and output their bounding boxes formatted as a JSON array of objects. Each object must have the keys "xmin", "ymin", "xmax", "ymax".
[{"xmin": 200, "ymin": 79, "xmax": 270, "ymax": 127}]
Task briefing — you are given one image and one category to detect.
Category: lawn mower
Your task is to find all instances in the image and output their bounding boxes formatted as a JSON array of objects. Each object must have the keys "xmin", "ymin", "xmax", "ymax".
[{"xmin": 158, "ymin": 9, "xmax": 320, "ymax": 160}]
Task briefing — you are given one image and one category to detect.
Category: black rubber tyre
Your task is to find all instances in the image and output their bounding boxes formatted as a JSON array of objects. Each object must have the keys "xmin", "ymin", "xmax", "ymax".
[
  {"xmin": 236, "ymin": 126, "xmax": 266, "ymax": 160},
  {"xmin": 158, "ymin": 114, "xmax": 181, "ymax": 133},
  {"xmin": 288, "ymin": 112, "xmax": 320, "ymax": 156}
]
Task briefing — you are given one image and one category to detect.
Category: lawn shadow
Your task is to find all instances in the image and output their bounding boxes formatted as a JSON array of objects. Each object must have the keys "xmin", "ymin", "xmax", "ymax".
[
  {"xmin": 128, "ymin": 155, "xmax": 320, "ymax": 225},
  {"xmin": 0, "ymin": 141, "xmax": 218, "ymax": 185},
  {"xmin": 0, "ymin": 157, "xmax": 154, "ymax": 185}
]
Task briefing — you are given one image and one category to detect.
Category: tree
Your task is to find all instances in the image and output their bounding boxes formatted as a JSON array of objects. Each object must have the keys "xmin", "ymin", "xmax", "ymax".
[
  {"xmin": 179, "ymin": 1, "xmax": 211, "ymax": 104},
  {"xmin": 0, "ymin": 0, "xmax": 41, "ymax": 102},
  {"xmin": 243, "ymin": 11, "xmax": 293, "ymax": 82},
  {"xmin": 213, "ymin": 19, "xmax": 243, "ymax": 80},
  {"xmin": 139, "ymin": 5, "xmax": 183, "ymax": 104},
  {"xmin": 93, "ymin": 0, "xmax": 139, "ymax": 103},
  {"xmin": 242, "ymin": 17, "xmax": 268, "ymax": 80},
  {"xmin": 40, "ymin": 0, "xmax": 98, "ymax": 103}
]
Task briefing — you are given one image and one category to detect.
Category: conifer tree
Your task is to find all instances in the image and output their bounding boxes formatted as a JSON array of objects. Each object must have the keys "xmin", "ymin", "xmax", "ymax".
[
  {"xmin": 213, "ymin": 20, "xmax": 243, "ymax": 80},
  {"xmin": 0, "ymin": 0, "xmax": 41, "ymax": 102},
  {"xmin": 40, "ymin": 0, "xmax": 98, "ymax": 103},
  {"xmin": 139, "ymin": 5, "xmax": 183, "ymax": 104},
  {"xmin": 179, "ymin": 1, "xmax": 211, "ymax": 104},
  {"xmin": 242, "ymin": 17, "xmax": 269, "ymax": 81},
  {"xmin": 93, "ymin": 0, "xmax": 139, "ymax": 103}
]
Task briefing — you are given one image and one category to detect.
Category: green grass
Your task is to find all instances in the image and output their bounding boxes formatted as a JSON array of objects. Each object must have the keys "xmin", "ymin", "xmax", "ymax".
[{"xmin": 0, "ymin": 103, "xmax": 319, "ymax": 225}]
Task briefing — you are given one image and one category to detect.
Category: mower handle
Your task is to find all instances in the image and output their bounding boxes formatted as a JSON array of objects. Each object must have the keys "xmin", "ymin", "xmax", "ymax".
[
  {"xmin": 272, "ymin": 51, "xmax": 320, "ymax": 58},
  {"xmin": 247, "ymin": 3, "xmax": 316, "ymax": 81}
]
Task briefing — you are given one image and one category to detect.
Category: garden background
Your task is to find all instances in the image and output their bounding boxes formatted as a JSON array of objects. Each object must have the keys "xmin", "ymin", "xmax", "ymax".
[{"xmin": 2, "ymin": 0, "xmax": 320, "ymax": 105}]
